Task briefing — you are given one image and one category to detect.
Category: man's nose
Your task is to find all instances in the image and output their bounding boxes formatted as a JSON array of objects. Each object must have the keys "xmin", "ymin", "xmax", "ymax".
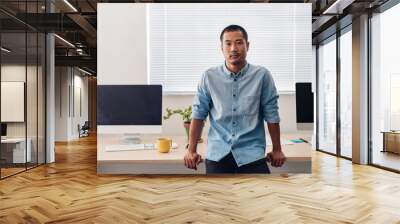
[{"xmin": 230, "ymin": 43, "xmax": 238, "ymax": 51}]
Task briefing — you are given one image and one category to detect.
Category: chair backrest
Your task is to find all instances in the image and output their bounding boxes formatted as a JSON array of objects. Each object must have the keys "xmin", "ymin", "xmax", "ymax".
[{"xmin": 82, "ymin": 121, "xmax": 90, "ymax": 129}]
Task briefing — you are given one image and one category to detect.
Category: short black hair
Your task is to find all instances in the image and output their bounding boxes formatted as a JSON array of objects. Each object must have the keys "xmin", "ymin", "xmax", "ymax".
[{"xmin": 220, "ymin": 25, "xmax": 248, "ymax": 42}]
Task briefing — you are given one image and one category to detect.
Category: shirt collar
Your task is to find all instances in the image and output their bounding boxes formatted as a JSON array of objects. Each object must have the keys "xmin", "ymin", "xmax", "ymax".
[{"xmin": 222, "ymin": 61, "xmax": 249, "ymax": 79}]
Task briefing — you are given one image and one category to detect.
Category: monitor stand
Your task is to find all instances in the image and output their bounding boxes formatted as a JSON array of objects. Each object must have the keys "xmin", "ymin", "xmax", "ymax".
[{"xmin": 121, "ymin": 133, "xmax": 141, "ymax": 144}]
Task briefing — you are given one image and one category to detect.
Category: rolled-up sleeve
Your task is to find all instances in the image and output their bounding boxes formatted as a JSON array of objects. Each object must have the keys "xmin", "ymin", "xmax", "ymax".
[
  {"xmin": 192, "ymin": 73, "xmax": 212, "ymax": 120},
  {"xmin": 261, "ymin": 70, "xmax": 280, "ymax": 123}
]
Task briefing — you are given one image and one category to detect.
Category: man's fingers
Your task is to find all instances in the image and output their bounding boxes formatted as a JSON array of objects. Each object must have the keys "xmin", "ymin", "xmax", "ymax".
[
  {"xmin": 266, "ymin": 153, "xmax": 271, "ymax": 162},
  {"xmin": 191, "ymin": 158, "xmax": 196, "ymax": 169},
  {"xmin": 184, "ymin": 154, "xmax": 203, "ymax": 170},
  {"xmin": 186, "ymin": 157, "xmax": 191, "ymax": 169},
  {"xmin": 188, "ymin": 159, "xmax": 194, "ymax": 169},
  {"xmin": 280, "ymin": 157, "xmax": 286, "ymax": 167},
  {"xmin": 184, "ymin": 156, "xmax": 193, "ymax": 169},
  {"xmin": 267, "ymin": 152, "xmax": 287, "ymax": 167},
  {"xmin": 192, "ymin": 158, "xmax": 198, "ymax": 170},
  {"xmin": 278, "ymin": 159, "xmax": 285, "ymax": 167}
]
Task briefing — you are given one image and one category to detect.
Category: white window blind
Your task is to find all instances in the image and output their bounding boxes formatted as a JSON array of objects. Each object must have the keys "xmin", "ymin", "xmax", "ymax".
[{"xmin": 148, "ymin": 3, "xmax": 311, "ymax": 93}]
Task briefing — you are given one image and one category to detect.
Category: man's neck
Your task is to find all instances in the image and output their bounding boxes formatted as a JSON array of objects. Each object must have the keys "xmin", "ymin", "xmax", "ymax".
[{"xmin": 226, "ymin": 61, "xmax": 247, "ymax": 74}]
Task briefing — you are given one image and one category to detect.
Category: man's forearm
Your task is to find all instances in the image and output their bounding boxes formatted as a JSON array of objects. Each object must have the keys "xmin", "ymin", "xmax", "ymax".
[
  {"xmin": 188, "ymin": 119, "xmax": 204, "ymax": 153},
  {"xmin": 267, "ymin": 123, "xmax": 282, "ymax": 152}
]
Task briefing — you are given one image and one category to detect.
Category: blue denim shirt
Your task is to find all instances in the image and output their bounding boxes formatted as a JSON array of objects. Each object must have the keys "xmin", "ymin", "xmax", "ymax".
[{"xmin": 192, "ymin": 62, "xmax": 280, "ymax": 167}]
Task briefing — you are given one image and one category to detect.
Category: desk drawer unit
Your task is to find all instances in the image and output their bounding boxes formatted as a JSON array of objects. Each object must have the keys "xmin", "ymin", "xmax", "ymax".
[{"xmin": 383, "ymin": 132, "xmax": 400, "ymax": 154}]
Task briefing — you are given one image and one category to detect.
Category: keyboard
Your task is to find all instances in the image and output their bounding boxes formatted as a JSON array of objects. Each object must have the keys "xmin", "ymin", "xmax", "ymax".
[{"xmin": 105, "ymin": 143, "xmax": 179, "ymax": 152}]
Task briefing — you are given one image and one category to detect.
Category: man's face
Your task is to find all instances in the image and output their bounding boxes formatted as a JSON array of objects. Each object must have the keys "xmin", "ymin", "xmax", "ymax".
[{"xmin": 221, "ymin": 30, "xmax": 249, "ymax": 66}]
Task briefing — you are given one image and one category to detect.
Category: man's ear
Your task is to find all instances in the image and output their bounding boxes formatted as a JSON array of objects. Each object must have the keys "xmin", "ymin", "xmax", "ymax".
[{"xmin": 246, "ymin": 41, "xmax": 250, "ymax": 51}]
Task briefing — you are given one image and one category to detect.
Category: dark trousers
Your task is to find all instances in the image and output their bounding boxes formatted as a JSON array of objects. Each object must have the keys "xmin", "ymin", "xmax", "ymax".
[{"xmin": 205, "ymin": 152, "xmax": 270, "ymax": 174}]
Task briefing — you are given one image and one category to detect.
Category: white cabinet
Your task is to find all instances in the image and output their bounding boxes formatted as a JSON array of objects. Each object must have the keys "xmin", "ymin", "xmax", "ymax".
[{"xmin": 1, "ymin": 138, "xmax": 32, "ymax": 163}]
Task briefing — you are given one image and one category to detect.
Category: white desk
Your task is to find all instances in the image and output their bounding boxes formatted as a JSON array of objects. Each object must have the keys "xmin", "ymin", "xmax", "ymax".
[
  {"xmin": 1, "ymin": 138, "xmax": 32, "ymax": 163},
  {"xmin": 97, "ymin": 133, "xmax": 312, "ymax": 174}
]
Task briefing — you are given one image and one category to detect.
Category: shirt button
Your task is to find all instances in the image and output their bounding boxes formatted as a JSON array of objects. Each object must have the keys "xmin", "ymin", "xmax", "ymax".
[
  {"xmin": 234, "ymin": 79, "xmax": 237, "ymax": 82},
  {"xmin": 233, "ymin": 94, "xmax": 236, "ymax": 97},
  {"xmin": 233, "ymin": 121, "xmax": 236, "ymax": 125},
  {"xmin": 232, "ymin": 134, "xmax": 235, "ymax": 137},
  {"xmin": 233, "ymin": 108, "xmax": 236, "ymax": 112}
]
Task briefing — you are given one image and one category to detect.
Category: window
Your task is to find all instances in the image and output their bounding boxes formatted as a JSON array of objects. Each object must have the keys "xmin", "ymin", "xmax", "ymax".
[
  {"xmin": 317, "ymin": 36, "xmax": 337, "ymax": 155},
  {"xmin": 370, "ymin": 2, "xmax": 400, "ymax": 171},
  {"xmin": 148, "ymin": 3, "xmax": 311, "ymax": 93},
  {"xmin": 340, "ymin": 27, "xmax": 352, "ymax": 158}
]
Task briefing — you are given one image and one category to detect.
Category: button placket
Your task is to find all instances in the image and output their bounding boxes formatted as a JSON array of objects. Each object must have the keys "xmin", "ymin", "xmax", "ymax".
[{"xmin": 231, "ymin": 77, "xmax": 239, "ymax": 143}]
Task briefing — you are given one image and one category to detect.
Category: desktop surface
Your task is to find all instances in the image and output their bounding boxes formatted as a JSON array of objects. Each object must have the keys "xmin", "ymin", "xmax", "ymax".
[
  {"xmin": 105, "ymin": 142, "xmax": 179, "ymax": 152},
  {"xmin": 98, "ymin": 134, "xmax": 312, "ymax": 162},
  {"xmin": 97, "ymin": 133, "xmax": 312, "ymax": 174},
  {"xmin": 98, "ymin": 135, "xmax": 196, "ymax": 162}
]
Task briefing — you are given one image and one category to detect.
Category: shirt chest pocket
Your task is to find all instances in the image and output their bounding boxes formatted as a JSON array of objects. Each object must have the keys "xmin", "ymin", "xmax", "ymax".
[{"xmin": 241, "ymin": 95, "xmax": 260, "ymax": 116}]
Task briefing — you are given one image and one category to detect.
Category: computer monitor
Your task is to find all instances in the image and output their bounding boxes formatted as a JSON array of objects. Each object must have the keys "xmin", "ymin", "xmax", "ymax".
[
  {"xmin": 97, "ymin": 85, "xmax": 162, "ymax": 135},
  {"xmin": 1, "ymin": 123, "xmax": 7, "ymax": 137},
  {"xmin": 295, "ymin": 82, "xmax": 314, "ymax": 123}
]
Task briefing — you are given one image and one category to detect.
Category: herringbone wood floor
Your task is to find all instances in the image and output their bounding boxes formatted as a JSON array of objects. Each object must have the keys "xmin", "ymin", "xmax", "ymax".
[{"xmin": 1, "ymin": 135, "xmax": 400, "ymax": 224}]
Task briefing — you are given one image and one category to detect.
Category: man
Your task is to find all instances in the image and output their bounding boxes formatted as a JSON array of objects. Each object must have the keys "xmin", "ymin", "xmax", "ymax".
[{"xmin": 184, "ymin": 25, "xmax": 286, "ymax": 174}]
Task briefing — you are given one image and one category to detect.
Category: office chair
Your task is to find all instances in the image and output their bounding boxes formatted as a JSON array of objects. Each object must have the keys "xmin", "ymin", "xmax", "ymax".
[{"xmin": 79, "ymin": 121, "xmax": 90, "ymax": 138}]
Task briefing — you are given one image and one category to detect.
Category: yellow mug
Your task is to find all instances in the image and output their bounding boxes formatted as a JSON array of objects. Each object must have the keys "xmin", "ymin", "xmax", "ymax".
[{"xmin": 156, "ymin": 138, "xmax": 172, "ymax": 153}]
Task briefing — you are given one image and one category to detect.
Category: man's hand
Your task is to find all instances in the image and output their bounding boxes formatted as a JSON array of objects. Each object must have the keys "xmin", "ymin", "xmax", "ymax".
[
  {"xmin": 266, "ymin": 150, "xmax": 286, "ymax": 167},
  {"xmin": 184, "ymin": 150, "xmax": 203, "ymax": 170},
  {"xmin": 266, "ymin": 123, "xmax": 285, "ymax": 167},
  {"xmin": 184, "ymin": 119, "xmax": 205, "ymax": 170}
]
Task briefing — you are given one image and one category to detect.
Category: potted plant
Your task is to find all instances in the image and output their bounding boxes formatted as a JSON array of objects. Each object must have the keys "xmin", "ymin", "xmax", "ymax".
[{"xmin": 163, "ymin": 106, "xmax": 204, "ymax": 142}]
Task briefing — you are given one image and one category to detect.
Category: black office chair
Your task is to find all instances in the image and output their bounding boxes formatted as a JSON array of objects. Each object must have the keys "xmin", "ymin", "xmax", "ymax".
[{"xmin": 79, "ymin": 121, "xmax": 90, "ymax": 138}]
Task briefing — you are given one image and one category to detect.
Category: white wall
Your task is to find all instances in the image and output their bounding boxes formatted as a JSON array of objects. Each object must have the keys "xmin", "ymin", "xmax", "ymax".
[
  {"xmin": 55, "ymin": 67, "xmax": 89, "ymax": 141},
  {"xmin": 76, "ymin": 74, "xmax": 89, "ymax": 129},
  {"xmin": 97, "ymin": 4, "xmax": 147, "ymax": 85},
  {"xmin": 98, "ymin": 3, "xmax": 300, "ymax": 135},
  {"xmin": 55, "ymin": 67, "xmax": 69, "ymax": 141}
]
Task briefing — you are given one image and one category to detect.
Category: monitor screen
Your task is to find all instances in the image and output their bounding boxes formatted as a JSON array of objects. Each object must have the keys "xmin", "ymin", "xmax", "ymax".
[
  {"xmin": 1, "ymin": 123, "xmax": 7, "ymax": 137},
  {"xmin": 295, "ymin": 83, "xmax": 314, "ymax": 123},
  {"xmin": 97, "ymin": 85, "xmax": 162, "ymax": 126}
]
